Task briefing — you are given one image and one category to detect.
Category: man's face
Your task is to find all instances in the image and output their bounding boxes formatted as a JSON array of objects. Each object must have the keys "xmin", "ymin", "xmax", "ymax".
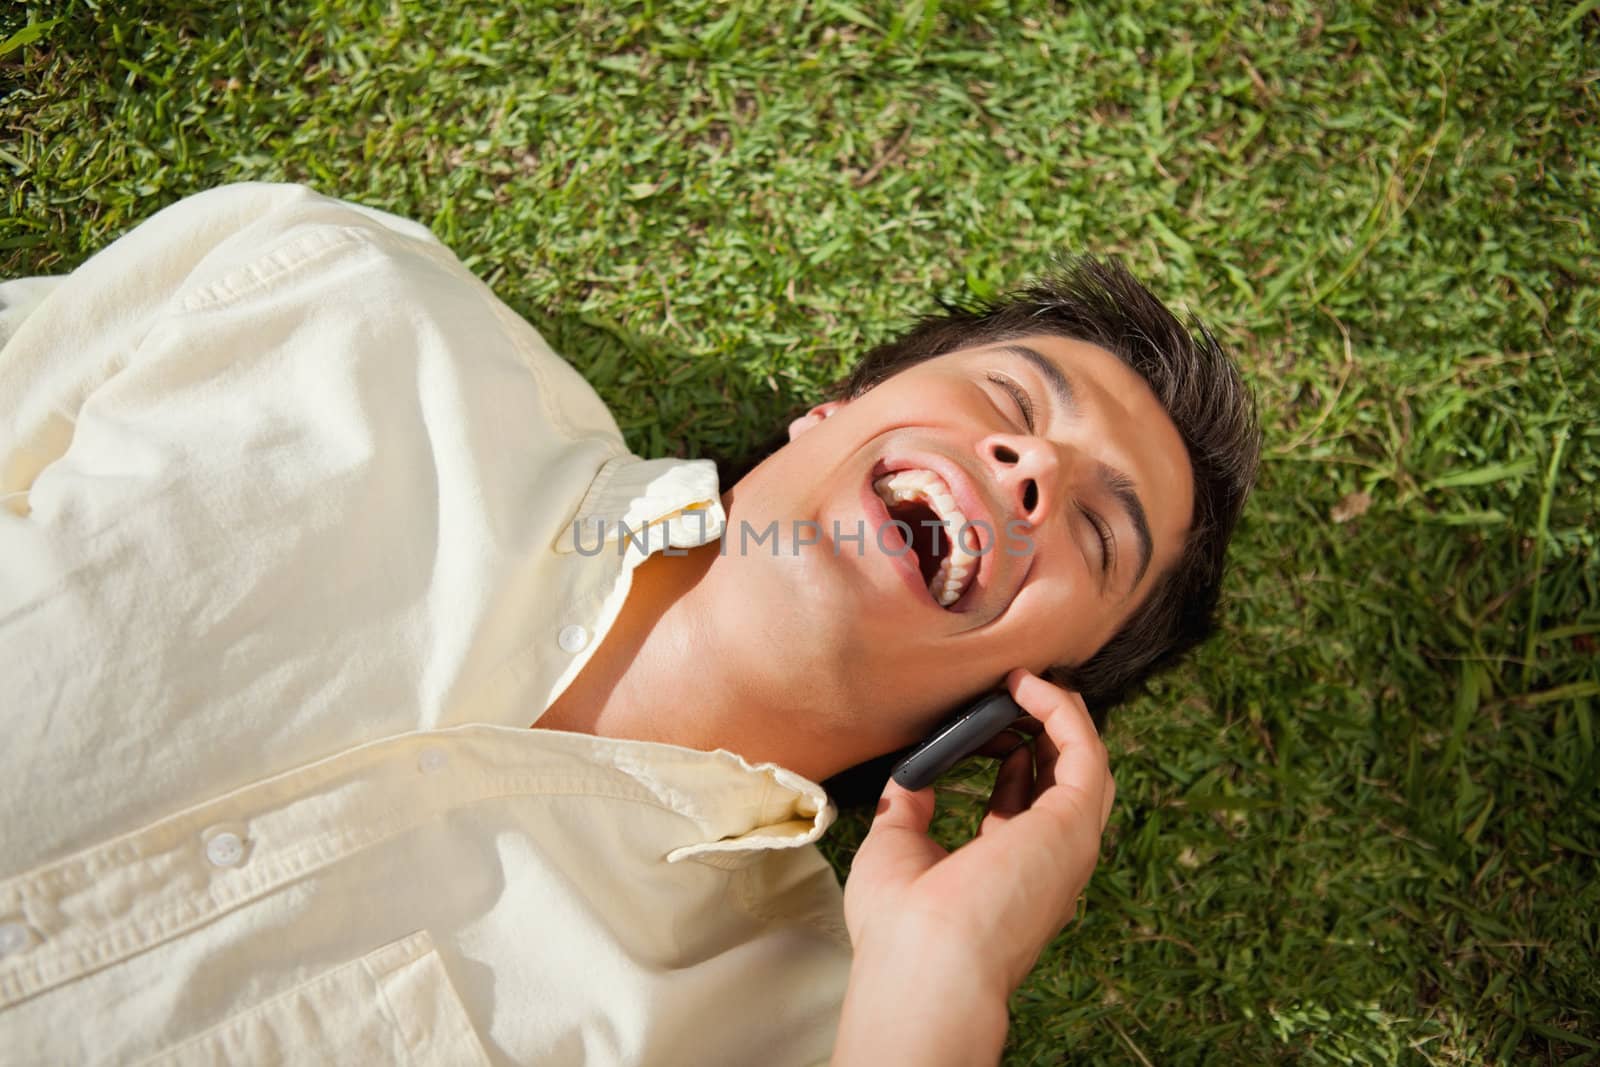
[{"xmin": 718, "ymin": 334, "xmax": 1194, "ymax": 751}]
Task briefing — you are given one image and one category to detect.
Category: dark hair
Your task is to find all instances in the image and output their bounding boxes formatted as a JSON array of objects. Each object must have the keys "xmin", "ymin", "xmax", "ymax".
[{"xmin": 722, "ymin": 257, "xmax": 1261, "ymax": 807}]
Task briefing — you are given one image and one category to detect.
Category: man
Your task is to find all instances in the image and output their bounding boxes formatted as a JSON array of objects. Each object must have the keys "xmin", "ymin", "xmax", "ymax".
[{"xmin": 0, "ymin": 184, "xmax": 1257, "ymax": 1064}]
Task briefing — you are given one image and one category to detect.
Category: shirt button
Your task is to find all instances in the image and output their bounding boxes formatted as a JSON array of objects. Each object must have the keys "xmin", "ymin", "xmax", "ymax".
[
  {"xmin": 557, "ymin": 624, "xmax": 589, "ymax": 653},
  {"xmin": 205, "ymin": 831, "xmax": 246, "ymax": 868},
  {"xmin": 0, "ymin": 921, "xmax": 33, "ymax": 958},
  {"xmin": 417, "ymin": 748, "xmax": 448, "ymax": 774}
]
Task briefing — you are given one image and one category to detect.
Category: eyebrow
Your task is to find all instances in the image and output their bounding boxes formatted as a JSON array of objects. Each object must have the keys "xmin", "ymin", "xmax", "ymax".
[
  {"xmin": 996, "ymin": 343, "xmax": 1154, "ymax": 594},
  {"xmin": 997, "ymin": 343, "xmax": 1078, "ymax": 415},
  {"xmin": 1100, "ymin": 465, "xmax": 1154, "ymax": 593}
]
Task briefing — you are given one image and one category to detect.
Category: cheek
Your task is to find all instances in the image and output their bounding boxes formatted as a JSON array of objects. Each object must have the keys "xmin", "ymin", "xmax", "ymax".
[
  {"xmin": 1003, "ymin": 566, "xmax": 1112, "ymax": 668},
  {"xmin": 855, "ymin": 377, "xmax": 989, "ymax": 428}
]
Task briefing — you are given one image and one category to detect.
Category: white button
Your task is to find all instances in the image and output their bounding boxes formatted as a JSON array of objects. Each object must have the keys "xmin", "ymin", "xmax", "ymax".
[
  {"xmin": 557, "ymin": 624, "xmax": 589, "ymax": 653},
  {"xmin": 0, "ymin": 921, "xmax": 32, "ymax": 958},
  {"xmin": 205, "ymin": 831, "xmax": 246, "ymax": 868},
  {"xmin": 418, "ymin": 748, "xmax": 448, "ymax": 774}
]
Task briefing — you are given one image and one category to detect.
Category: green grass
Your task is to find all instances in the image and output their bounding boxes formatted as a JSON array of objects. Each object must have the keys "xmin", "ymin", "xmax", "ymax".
[{"xmin": 4, "ymin": 1, "xmax": 1597, "ymax": 1062}]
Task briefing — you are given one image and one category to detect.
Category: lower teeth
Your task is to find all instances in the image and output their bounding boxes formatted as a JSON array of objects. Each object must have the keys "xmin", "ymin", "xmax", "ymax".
[{"xmin": 930, "ymin": 561, "xmax": 968, "ymax": 606}]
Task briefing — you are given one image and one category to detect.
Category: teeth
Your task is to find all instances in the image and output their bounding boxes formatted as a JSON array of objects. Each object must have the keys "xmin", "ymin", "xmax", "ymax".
[{"xmin": 872, "ymin": 469, "xmax": 983, "ymax": 607}]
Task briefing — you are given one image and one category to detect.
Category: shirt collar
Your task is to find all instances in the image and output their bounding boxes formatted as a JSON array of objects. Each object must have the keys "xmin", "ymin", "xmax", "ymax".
[{"xmin": 556, "ymin": 455, "xmax": 726, "ymax": 556}]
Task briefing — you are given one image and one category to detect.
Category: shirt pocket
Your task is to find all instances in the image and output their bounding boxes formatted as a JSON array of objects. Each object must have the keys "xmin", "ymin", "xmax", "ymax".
[{"xmin": 136, "ymin": 931, "xmax": 491, "ymax": 1067}]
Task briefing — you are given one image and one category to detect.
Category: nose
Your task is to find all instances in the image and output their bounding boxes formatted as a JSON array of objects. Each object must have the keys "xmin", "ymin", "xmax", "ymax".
[{"xmin": 982, "ymin": 433, "xmax": 1062, "ymax": 527}]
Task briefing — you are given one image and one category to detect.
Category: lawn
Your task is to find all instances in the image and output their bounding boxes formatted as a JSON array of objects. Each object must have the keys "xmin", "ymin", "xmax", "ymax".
[{"xmin": 3, "ymin": 1, "xmax": 1596, "ymax": 1062}]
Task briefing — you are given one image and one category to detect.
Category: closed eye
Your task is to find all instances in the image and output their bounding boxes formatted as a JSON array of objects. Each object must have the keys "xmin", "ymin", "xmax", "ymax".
[
  {"xmin": 985, "ymin": 373, "xmax": 1036, "ymax": 432},
  {"xmin": 1079, "ymin": 505, "xmax": 1115, "ymax": 578}
]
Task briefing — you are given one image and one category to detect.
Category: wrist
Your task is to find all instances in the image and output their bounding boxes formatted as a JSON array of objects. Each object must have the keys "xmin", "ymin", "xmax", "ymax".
[{"xmin": 831, "ymin": 922, "xmax": 1011, "ymax": 1066}]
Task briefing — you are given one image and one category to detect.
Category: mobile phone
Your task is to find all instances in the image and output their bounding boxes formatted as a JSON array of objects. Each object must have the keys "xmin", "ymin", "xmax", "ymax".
[{"xmin": 890, "ymin": 691, "xmax": 1026, "ymax": 791}]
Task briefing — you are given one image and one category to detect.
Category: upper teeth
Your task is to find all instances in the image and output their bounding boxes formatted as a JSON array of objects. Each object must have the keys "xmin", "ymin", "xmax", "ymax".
[{"xmin": 872, "ymin": 469, "xmax": 982, "ymax": 607}]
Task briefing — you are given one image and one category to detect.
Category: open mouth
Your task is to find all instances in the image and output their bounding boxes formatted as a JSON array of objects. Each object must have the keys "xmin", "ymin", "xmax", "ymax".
[{"xmin": 872, "ymin": 469, "xmax": 982, "ymax": 608}]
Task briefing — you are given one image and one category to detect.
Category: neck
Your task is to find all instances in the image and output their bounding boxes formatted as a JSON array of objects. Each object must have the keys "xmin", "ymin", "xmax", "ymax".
[{"xmin": 536, "ymin": 541, "xmax": 880, "ymax": 786}]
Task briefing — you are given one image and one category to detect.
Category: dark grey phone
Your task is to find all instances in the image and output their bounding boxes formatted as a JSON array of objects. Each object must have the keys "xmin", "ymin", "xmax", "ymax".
[{"xmin": 890, "ymin": 691, "xmax": 1026, "ymax": 791}]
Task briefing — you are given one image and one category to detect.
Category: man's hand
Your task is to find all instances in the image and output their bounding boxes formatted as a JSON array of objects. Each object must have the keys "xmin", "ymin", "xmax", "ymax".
[{"xmin": 830, "ymin": 668, "xmax": 1115, "ymax": 1065}]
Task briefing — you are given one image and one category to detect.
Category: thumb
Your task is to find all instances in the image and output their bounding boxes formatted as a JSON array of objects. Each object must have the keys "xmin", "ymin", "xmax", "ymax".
[
  {"xmin": 868, "ymin": 779, "xmax": 937, "ymax": 835},
  {"xmin": 848, "ymin": 780, "xmax": 944, "ymax": 900}
]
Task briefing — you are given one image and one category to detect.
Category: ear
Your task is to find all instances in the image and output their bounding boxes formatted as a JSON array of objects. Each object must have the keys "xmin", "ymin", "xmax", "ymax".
[{"xmin": 787, "ymin": 400, "xmax": 845, "ymax": 441}]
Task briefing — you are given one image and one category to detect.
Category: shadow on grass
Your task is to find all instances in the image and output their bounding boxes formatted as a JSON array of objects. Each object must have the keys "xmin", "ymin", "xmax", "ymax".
[{"xmin": 510, "ymin": 302, "xmax": 810, "ymax": 483}]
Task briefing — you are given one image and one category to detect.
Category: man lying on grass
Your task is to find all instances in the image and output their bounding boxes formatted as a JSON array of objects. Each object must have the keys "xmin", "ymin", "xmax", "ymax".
[{"xmin": 0, "ymin": 184, "xmax": 1258, "ymax": 1065}]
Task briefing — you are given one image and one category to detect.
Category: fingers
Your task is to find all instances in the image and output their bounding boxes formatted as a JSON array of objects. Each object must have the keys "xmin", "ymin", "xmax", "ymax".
[
  {"xmin": 1004, "ymin": 668, "xmax": 1114, "ymax": 829},
  {"xmin": 1005, "ymin": 669, "xmax": 1099, "ymax": 753},
  {"xmin": 1031, "ymin": 714, "xmax": 1060, "ymax": 795},
  {"xmin": 981, "ymin": 743, "xmax": 1033, "ymax": 830},
  {"xmin": 1005, "ymin": 669, "xmax": 1106, "ymax": 780}
]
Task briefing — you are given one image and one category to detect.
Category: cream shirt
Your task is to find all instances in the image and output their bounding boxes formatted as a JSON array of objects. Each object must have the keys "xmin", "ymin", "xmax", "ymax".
[{"xmin": 0, "ymin": 184, "xmax": 851, "ymax": 1065}]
